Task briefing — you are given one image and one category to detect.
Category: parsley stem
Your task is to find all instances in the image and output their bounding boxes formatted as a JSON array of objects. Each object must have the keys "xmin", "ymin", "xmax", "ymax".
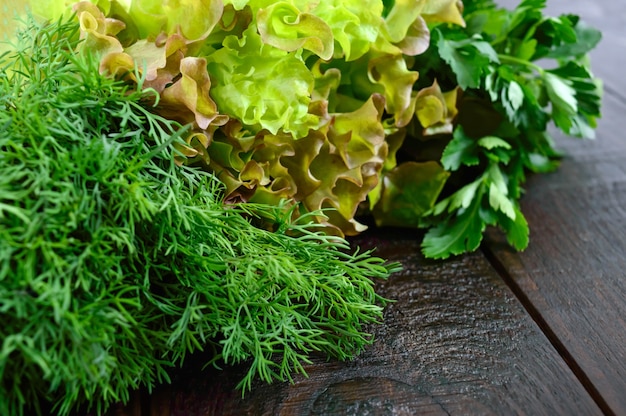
[{"xmin": 497, "ymin": 54, "xmax": 545, "ymax": 75}]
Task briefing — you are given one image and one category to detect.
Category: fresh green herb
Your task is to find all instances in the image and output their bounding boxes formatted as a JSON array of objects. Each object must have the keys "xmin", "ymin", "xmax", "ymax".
[
  {"xmin": 411, "ymin": 0, "xmax": 602, "ymax": 258},
  {"xmin": 0, "ymin": 18, "xmax": 399, "ymax": 416}
]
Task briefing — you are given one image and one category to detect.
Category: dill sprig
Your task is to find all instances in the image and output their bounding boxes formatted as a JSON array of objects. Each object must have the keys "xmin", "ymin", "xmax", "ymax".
[{"xmin": 0, "ymin": 18, "xmax": 400, "ymax": 416}]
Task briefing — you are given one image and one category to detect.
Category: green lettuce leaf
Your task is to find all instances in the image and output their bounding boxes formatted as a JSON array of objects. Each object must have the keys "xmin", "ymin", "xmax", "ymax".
[
  {"xmin": 124, "ymin": 0, "xmax": 223, "ymax": 41},
  {"xmin": 256, "ymin": 1, "xmax": 334, "ymax": 60},
  {"xmin": 371, "ymin": 161, "xmax": 450, "ymax": 228},
  {"xmin": 205, "ymin": 24, "xmax": 318, "ymax": 138},
  {"xmin": 306, "ymin": 0, "xmax": 384, "ymax": 61}
]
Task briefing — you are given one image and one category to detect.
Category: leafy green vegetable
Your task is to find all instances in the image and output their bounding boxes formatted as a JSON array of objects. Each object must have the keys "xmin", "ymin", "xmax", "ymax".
[
  {"xmin": 413, "ymin": 0, "xmax": 602, "ymax": 258},
  {"xmin": 0, "ymin": 0, "xmax": 604, "ymax": 411},
  {"xmin": 205, "ymin": 24, "xmax": 318, "ymax": 138},
  {"xmin": 0, "ymin": 18, "xmax": 399, "ymax": 416},
  {"xmin": 24, "ymin": 0, "xmax": 468, "ymax": 237},
  {"xmin": 20, "ymin": 0, "xmax": 601, "ymax": 260},
  {"xmin": 423, "ymin": 132, "xmax": 529, "ymax": 258},
  {"xmin": 436, "ymin": 31, "xmax": 500, "ymax": 89},
  {"xmin": 371, "ymin": 161, "xmax": 450, "ymax": 228}
]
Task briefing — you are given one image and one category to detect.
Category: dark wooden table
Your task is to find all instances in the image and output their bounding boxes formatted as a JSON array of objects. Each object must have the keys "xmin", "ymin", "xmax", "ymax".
[{"xmin": 109, "ymin": 1, "xmax": 625, "ymax": 415}]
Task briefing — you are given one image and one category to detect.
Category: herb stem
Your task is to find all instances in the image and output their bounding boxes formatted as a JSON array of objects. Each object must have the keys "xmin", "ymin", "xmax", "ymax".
[{"xmin": 497, "ymin": 54, "xmax": 544, "ymax": 74}]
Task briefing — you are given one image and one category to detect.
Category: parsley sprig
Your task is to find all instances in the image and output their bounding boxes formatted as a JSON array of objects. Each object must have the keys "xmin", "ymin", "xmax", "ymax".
[{"xmin": 415, "ymin": 0, "xmax": 602, "ymax": 258}]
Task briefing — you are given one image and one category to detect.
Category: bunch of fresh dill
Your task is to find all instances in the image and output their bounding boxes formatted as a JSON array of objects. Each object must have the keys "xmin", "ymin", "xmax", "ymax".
[{"xmin": 0, "ymin": 19, "xmax": 399, "ymax": 416}]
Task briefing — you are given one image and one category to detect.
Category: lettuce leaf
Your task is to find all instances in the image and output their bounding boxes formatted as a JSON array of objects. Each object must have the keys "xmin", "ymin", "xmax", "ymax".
[
  {"xmin": 256, "ymin": 1, "xmax": 334, "ymax": 60},
  {"xmin": 24, "ymin": 0, "xmax": 481, "ymax": 241},
  {"xmin": 124, "ymin": 0, "xmax": 223, "ymax": 41},
  {"xmin": 205, "ymin": 24, "xmax": 318, "ymax": 138}
]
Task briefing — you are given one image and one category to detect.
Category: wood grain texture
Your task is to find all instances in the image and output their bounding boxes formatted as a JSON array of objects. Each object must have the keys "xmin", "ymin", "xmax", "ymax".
[
  {"xmin": 484, "ymin": 139, "xmax": 626, "ymax": 414},
  {"xmin": 485, "ymin": 1, "xmax": 626, "ymax": 414},
  {"xmin": 115, "ymin": 231, "xmax": 600, "ymax": 416}
]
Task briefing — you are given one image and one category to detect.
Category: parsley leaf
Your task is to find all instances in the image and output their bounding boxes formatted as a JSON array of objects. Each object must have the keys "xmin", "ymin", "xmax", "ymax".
[
  {"xmin": 423, "ymin": 124, "xmax": 528, "ymax": 259},
  {"xmin": 422, "ymin": 194, "xmax": 485, "ymax": 259},
  {"xmin": 441, "ymin": 126, "xmax": 480, "ymax": 170},
  {"xmin": 416, "ymin": 0, "xmax": 601, "ymax": 258},
  {"xmin": 435, "ymin": 30, "xmax": 499, "ymax": 89}
]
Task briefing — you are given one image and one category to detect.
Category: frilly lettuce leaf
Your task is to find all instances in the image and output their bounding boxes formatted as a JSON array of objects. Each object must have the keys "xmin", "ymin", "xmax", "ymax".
[
  {"xmin": 371, "ymin": 161, "xmax": 450, "ymax": 228},
  {"xmin": 317, "ymin": 51, "xmax": 419, "ymax": 128},
  {"xmin": 124, "ymin": 0, "xmax": 223, "ymax": 41},
  {"xmin": 378, "ymin": 15, "xmax": 431, "ymax": 56},
  {"xmin": 205, "ymin": 24, "xmax": 318, "ymax": 138},
  {"xmin": 74, "ymin": 2, "xmax": 124, "ymax": 56},
  {"xmin": 383, "ymin": 0, "xmax": 425, "ymax": 44},
  {"xmin": 310, "ymin": 61, "xmax": 341, "ymax": 110},
  {"xmin": 320, "ymin": 55, "xmax": 382, "ymax": 113},
  {"xmin": 30, "ymin": 0, "xmax": 224, "ymax": 42},
  {"xmin": 256, "ymin": 2, "xmax": 334, "ymax": 60},
  {"xmin": 181, "ymin": 96, "xmax": 388, "ymax": 235},
  {"xmin": 368, "ymin": 53, "xmax": 419, "ymax": 127},
  {"xmin": 31, "ymin": 0, "xmax": 223, "ymax": 41},
  {"xmin": 121, "ymin": 34, "xmax": 187, "ymax": 84},
  {"xmin": 414, "ymin": 81, "xmax": 460, "ymax": 135},
  {"xmin": 308, "ymin": 0, "xmax": 383, "ymax": 62},
  {"xmin": 305, "ymin": 94, "xmax": 387, "ymax": 234},
  {"xmin": 26, "ymin": 0, "xmax": 472, "ymax": 239},
  {"xmin": 376, "ymin": 0, "xmax": 459, "ymax": 57},
  {"xmin": 159, "ymin": 56, "xmax": 229, "ymax": 129},
  {"xmin": 223, "ymin": 0, "xmax": 249, "ymax": 10},
  {"xmin": 421, "ymin": 0, "xmax": 465, "ymax": 27},
  {"xmin": 242, "ymin": 0, "xmax": 388, "ymax": 62}
]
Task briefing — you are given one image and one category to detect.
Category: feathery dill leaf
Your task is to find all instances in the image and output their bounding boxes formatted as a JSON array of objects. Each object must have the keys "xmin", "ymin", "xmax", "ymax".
[{"xmin": 0, "ymin": 18, "xmax": 399, "ymax": 416}]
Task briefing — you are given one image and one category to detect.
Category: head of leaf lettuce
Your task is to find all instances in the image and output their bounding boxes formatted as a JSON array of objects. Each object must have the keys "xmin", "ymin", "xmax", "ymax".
[{"xmin": 20, "ymin": 0, "xmax": 465, "ymax": 235}]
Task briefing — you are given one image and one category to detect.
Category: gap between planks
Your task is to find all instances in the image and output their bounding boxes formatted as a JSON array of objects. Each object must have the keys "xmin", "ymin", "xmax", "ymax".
[
  {"xmin": 602, "ymin": 85, "xmax": 626, "ymax": 108},
  {"xmin": 480, "ymin": 244, "xmax": 615, "ymax": 416}
]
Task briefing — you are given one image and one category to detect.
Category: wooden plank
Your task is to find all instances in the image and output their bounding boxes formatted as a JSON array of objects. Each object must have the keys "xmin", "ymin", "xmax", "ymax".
[
  {"xmin": 485, "ymin": 185, "xmax": 626, "ymax": 414},
  {"xmin": 110, "ymin": 231, "xmax": 600, "ymax": 415},
  {"xmin": 484, "ymin": 1, "xmax": 626, "ymax": 413},
  {"xmin": 484, "ymin": 128, "xmax": 626, "ymax": 414}
]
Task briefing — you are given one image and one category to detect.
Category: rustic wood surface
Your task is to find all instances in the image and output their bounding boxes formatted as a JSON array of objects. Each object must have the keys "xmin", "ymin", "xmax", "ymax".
[
  {"xmin": 485, "ymin": 1, "xmax": 626, "ymax": 414},
  {"xmin": 103, "ymin": 1, "xmax": 624, "ymax": 415}
]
